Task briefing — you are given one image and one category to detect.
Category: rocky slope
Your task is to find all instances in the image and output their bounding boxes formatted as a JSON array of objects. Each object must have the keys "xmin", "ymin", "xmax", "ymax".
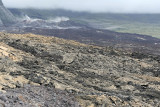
[
  {"xmin": 21, "ymin": 28, "xmax": 160, "ymax": 55},
  {"xmin": 0, "ymin": 32, "xmax": 160, "ymax": 107},
  {"xmin": 0, "ymin": 0, "xmax": 17, "ymax": 26},
  {"xmin": 0, "ymin": 85, "xmax": 80, "ymax": 107}
]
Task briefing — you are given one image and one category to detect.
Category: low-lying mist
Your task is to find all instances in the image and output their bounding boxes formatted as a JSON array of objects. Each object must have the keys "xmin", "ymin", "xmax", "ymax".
[{"xmin": 4, "ymin": 0, "xmax": 160, "ymax": 13}]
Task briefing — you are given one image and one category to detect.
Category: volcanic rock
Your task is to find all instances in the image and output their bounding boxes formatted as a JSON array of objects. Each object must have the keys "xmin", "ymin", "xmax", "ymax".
[{"xmin": 0, "ymin": 32, "xmax": 159, "ymax": 106}]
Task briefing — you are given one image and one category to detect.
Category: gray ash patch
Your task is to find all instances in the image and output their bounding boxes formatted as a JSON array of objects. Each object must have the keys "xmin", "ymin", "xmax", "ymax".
[{"xmin": 0, "ymin": 85, "xmax": 80, "ymax": 107}]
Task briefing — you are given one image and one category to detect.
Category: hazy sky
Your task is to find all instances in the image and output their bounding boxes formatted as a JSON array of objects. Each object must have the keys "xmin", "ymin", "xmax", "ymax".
[{"xmin": 3, "ymin": 0, "xmax": 160, "ymax": 13}]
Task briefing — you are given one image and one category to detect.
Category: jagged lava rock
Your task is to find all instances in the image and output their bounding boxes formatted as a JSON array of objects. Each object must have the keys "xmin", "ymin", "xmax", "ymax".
[{"xmin": 0, "ymin": 32, "xmax": 159, "ymax": 107}]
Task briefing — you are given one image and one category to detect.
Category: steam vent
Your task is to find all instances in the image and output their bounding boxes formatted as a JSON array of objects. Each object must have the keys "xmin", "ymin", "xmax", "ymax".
[{"xmin": 0, "ymin": 0, "xmax": 17, "ymax": 26}]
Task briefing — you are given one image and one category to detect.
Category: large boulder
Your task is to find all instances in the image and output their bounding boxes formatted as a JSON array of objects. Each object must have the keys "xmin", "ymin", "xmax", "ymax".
[{"xmin": 0, "ymin": 0, "xmax": 17, "ymax": 26}]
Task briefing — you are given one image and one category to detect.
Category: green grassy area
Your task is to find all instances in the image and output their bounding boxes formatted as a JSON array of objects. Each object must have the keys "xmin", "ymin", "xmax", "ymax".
[
  {"xmin": 115, "ymin": 24, "xmax": 160, "ymax": 38},
  {"xmin": 112, "ymin": 21, "xmax": 160, "ymax": 38},
  {"xmin": 78, "ymin": 18, "xmax": 160, "ymax": 38}
]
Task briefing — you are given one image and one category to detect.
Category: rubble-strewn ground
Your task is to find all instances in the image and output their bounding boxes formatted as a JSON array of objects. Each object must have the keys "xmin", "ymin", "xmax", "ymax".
[
  {"xmin": 0, "ymin": 32, "xmax": 160, "ymax": 107},
  {"xmin": 0, "ymin": 85, "xmax": 80, "ymax": 107}
]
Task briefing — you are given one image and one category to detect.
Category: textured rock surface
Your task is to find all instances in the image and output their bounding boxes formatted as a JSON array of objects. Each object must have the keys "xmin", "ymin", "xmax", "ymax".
[
  {"xmin": 0, "ymin": 32, "xmax": 160, "ymax": 106},
  {"xmin": 0, "ymin": 0, "xmax": 17, "ymax": 26},
  {"xmin": 0, "ymin": 85, "xmax": 80, "ymax": 107}
]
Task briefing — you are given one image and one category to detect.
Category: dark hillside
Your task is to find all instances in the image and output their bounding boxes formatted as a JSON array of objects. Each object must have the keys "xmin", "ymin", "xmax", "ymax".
[{"xmin": 0, "ymin": 0, "xmax": 17, "ymax": 26}]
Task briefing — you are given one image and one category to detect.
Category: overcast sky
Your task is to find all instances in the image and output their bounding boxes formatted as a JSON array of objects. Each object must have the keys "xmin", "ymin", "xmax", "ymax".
[{"xmin": 3, "ymin": 0, "xmax": 160, "ymax": 13}]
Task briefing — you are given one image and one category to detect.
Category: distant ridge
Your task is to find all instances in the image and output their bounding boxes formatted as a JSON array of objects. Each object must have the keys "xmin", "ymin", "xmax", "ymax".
[{"xmin": 0, "ymin": 0, "xmax": 17, "ymax": 26}]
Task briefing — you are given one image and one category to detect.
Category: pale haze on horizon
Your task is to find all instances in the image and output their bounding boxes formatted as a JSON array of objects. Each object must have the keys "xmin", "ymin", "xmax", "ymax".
[{"xmin": 3, "ymin": 0, "xmax": 160, "ymax": 13}]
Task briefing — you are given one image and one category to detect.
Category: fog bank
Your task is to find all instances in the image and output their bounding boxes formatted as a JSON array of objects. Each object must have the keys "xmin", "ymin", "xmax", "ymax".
[{"xmin": 3, "ymin": 0, "xmax": 160, "ymax": 13}]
